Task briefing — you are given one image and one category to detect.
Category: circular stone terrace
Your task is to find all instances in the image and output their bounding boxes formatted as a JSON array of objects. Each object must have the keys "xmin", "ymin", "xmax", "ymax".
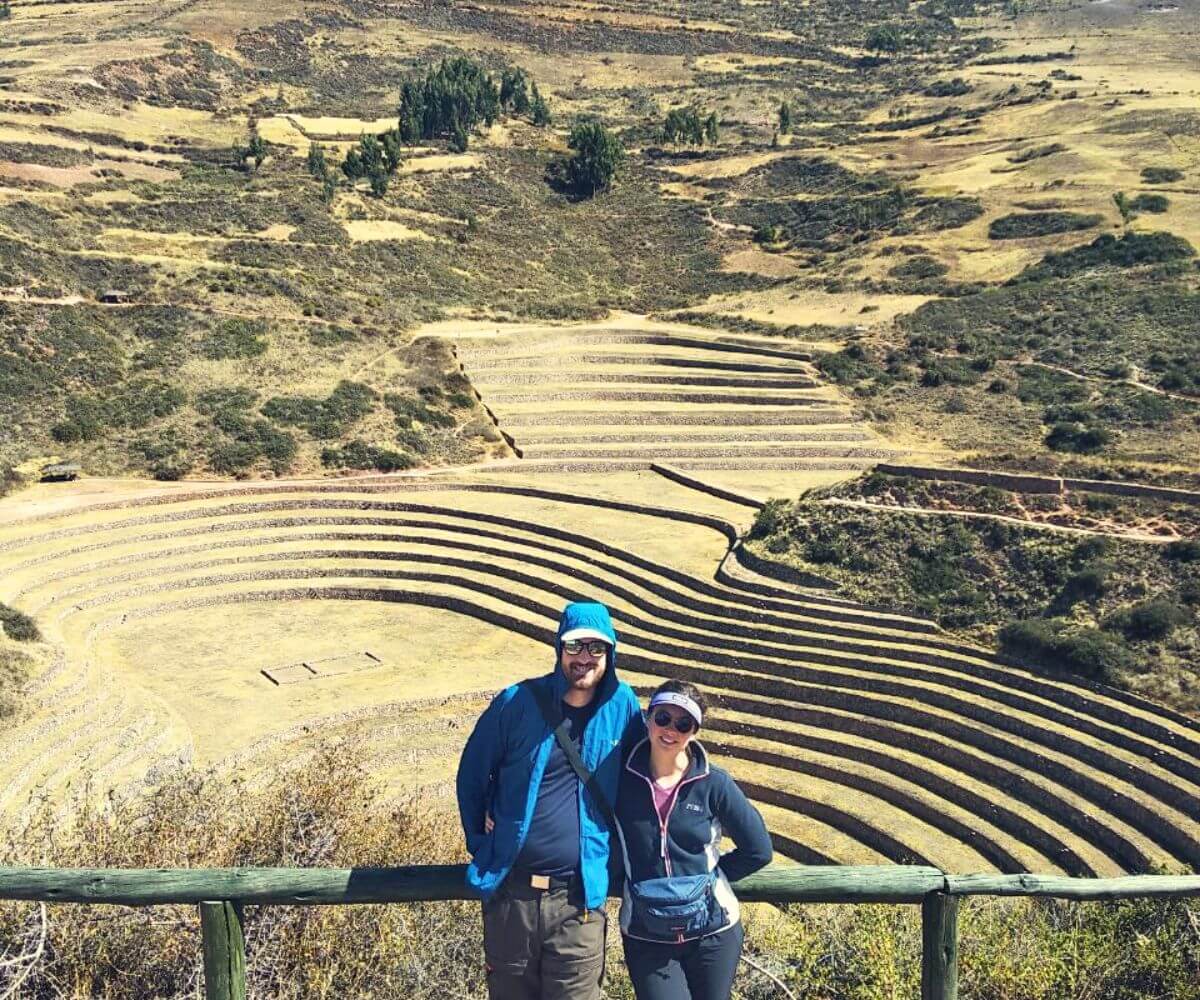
[{"xmin": 2, "ymin": 465, "xmax": 1200, "ymax": 878}]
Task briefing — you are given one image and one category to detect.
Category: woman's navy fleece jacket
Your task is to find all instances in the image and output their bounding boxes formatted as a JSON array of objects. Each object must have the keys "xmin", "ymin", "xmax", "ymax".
[{"xmin": 615, "ymin": 738, "xmax": 772, "ymax": 942}]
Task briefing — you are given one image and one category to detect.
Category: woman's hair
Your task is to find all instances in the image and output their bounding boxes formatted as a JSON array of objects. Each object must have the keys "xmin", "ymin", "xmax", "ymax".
[{"xmin": 650, "ymin": 679, "xmax": 709, "ymax": 726}]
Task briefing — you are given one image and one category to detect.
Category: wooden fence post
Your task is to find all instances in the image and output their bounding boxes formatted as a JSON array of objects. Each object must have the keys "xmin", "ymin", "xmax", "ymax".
[
  {"xmin": 921, "ymin": 892, "xmax": 958, "ymax": 1000},
  {"xmin": 200, "ymin": 900, "xmax": 246, "ymax": 1000}
]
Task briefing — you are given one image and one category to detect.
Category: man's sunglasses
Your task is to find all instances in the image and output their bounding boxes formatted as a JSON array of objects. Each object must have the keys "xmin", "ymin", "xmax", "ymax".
[
  {"xmin": 563, "ymin": 639, "xmax": 609, "ymax": 656},
  {"xmin": 652, "ymin": 710, "xmax": 697, "ymax": 735}
]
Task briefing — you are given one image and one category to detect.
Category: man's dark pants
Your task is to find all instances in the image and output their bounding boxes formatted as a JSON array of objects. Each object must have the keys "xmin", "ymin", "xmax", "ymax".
[{"xmin": 482, "ymin": 873, "xmax": 607, "ymax": 1000}]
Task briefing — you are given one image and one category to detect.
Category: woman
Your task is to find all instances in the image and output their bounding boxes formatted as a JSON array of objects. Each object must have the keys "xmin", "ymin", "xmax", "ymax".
[{"xmin": 615, "ymin": 680, "xmax": 772, "ymax": 1000}]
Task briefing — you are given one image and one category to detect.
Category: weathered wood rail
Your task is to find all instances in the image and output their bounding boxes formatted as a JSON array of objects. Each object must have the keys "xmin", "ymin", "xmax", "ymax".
[{"xmin": 1, "ymin": 864, "xmax": 1198, "ymax": 999}]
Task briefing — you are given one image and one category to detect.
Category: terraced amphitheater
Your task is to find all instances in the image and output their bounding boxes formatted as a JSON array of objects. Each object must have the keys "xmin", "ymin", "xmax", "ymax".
[
  {"xmin": 456, "ymin": 315, "xmax": 901, "ymax": 482},
  {"xmin": 4, "ymin": 470, "xmax": 1200, "ymax": 878}
]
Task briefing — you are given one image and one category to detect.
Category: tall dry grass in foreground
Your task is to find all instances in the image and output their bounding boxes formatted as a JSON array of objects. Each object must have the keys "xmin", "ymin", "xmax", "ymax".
[{"xmin": 0, "ymin": 743, "xmax": 1197, "ymax": 999}]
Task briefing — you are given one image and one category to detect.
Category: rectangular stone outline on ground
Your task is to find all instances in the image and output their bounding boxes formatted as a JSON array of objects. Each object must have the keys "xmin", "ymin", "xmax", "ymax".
[{"xmin": 261, "ymin": 651, "xmax": 382, "ymax": 686}]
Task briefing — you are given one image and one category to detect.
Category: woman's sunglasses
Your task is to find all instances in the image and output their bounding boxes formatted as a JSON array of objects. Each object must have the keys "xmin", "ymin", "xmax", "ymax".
[
  {"xmin": 563, "ymin": 639, "xmax": 609, "ymax": 656},
  {"xmin": 652, "ymin": 709, "xmax": 696, "ymax": 735}
]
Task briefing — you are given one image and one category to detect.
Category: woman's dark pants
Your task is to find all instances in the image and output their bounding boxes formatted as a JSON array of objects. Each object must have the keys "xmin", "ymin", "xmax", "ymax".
[{"xmin": 623, "ymin": 922, "xmax": 744, "ymax": 1000}]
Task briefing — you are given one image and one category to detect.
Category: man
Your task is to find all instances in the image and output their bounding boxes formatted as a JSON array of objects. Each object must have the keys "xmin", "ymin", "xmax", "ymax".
[{"xmin": 457, "ymin": 601, "xmax": 644, "ymax": 1000}]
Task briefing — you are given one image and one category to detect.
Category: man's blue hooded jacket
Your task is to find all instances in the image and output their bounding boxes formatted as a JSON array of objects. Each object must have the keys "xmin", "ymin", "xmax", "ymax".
[{"xmin": 456, "ymin": 602, "xmax": 644, "ymax": 909}]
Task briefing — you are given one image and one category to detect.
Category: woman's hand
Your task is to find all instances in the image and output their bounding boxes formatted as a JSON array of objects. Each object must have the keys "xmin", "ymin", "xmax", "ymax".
[{"xmin": 484, "ymin": 813, "xmax": 495, "ymax": 834}]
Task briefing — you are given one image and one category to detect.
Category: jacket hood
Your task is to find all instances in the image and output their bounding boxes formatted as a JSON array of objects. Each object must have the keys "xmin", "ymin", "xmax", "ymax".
[{"xmin": 553, "ymin": 601, "xmax": 619, "ymax": 700}]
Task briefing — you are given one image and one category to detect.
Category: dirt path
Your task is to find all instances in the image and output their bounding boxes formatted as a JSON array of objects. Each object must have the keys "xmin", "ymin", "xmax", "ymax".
[
  {"xmin": 1001, "ymin": 360, "xmax": 1200, "ymax": 405},
  {"xmin": 820, "ymin": 497, "xmax": 1178, "ymax": 542}
]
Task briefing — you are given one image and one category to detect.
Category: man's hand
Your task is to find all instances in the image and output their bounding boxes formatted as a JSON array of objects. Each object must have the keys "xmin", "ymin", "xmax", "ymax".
[{"xmin": 485, "ymin": 813, "xmax": 495, "ymax": 834}]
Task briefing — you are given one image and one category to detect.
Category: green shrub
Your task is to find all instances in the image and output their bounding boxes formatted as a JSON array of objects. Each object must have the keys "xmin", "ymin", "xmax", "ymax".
[
  {"xmin": 208, "ymin": 440, "xmax": 260, "ymax": 475},
  {"xmin": 804, "ymin": 539, "xmax": 847, "ymax": 565},
  {"xmin": 207, "ymin": 417, "xmax": 296, "ymax": 475},
  {"xmin": 51, "ymin": 379, "xmax": 186, "ymax": 443},
  {"xmin": 1105, "ymin": 597, "xmax": 1191, "ymax": 641},
  {"xmin": 201, "ymin": 318, "xmax": 269, "ymax": 360},
  {"xmin": 1008, "ymin": 142, "xmax": 1067, "ymax": 164},
  {"xmin": 1072, "ymin": 536, "xmax": 1113, "ymax": 561},
  {"xmin": 385, "ymin": 393, "xmax": 455, "ymax": 430},
  {"xmin": 1012, "ymin": 231, "xmax": 1195, "ymax": 282},
  {"xmin": 321, "ymin": 440, "xmax": 415, "ymax": 473},
  {"xmin": 1163, "ymin": 539, "xmax": 1200, "ymax": 562},
  {"xmin": 1141, "ymin": 166, "xmax": 1184, "ymax": 184},
  {"xmin": 998, "ymin": 618, "xmax": 1132, "ymax": 680},
  {"xmin": 0, "ymin": 646, "xmax": 31, "ymax": 719},
  {"xmin": 1129, "ymin": 193, "xmax": 1169, "ymax": 214},
  {"xmin": 263, "ymin": 381, "xmax": 377, "ymax": 439},
  {"xmin": 0, "ymin": 603, "xmax": 40, "ymax": 643},
  {"xmin": 1045, "ymin": 421, "xmax": 1112, "ymax": 453},
  {"xmin": 887, "ymin": 256, "xmax": 948, "ymax": 281},
  {"xmin": 1082, "ymin": 493, "xmax": 1118, "ymax": 513},
  {"xmin": 1059, "ymin": 562, "xmax": 1112, "ymax": 604},
  {"xmin": 988, "ymin": 211, "xmax": 1104, "ymax": 240},
  {"xmin": 815, "ymin": 344, "xmax": 885, "ymax": 386},
  {"xmin": 749, "ymin": 499, "xmax": 789, "ymax": 540},
  {"xmin": 195, "ymin": 387, "xmax": 259, "ymax": 414},
  {"xmin": 911, "ymin": 196, "xmax": 984, "ymax": 232},
  {"xmin": 924, "ymin": 77, "xmax": 970, "ymax": 97}
]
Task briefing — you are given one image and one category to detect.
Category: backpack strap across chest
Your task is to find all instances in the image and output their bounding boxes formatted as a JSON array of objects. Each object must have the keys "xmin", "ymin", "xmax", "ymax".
[{"xmin": 521, "ymin": 679, "xmax": 619, "ymax": 833}]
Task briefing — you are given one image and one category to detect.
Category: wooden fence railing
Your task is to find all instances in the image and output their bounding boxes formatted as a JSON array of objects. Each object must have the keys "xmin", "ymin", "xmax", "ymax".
[{"xmin": 1, "ymin": 864, "xmax": 1198, "ymax": 999}]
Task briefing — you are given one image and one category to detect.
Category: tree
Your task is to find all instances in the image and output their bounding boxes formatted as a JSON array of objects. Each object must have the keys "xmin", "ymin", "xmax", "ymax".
[
  {"xmin": 500, "ymin": 68, "xmax": 530, "ymax": 115},
  {"xmin": 380, "ymin": 128, "xmax": 403, "ymax": 173},
  {"xmin": 866, "ymin": 24, "xmax": 902, "ymax": 57},
  {"xmin": 369, "ymin": 169, "xmax": 389, "ymax": 198},
  {"xmin": 450, "ymin": 122, "xmax": 469, "ymax": 153},
  {"xmin": 246, "ymin": 132, "xmax": 267, "ymax": 171},
  {"xmin": 342, "ymin": 133, "xmax": 400, "ymax": 185},
  {"xmin": 321, "ymin": 175, "xmax": 337, "ymax": 205},
  {"xmin": 778, "ymin": 100, "xmax": 792, "ymax": 135},
  {"xmin": 567, "ymin": 120, "xmax": 625, "ymax": 197},
  {"xmin": 233, "ymin": 130, "xmax": 267, "ymax": 172},
  {"xmin": 341, "ymin": 147, "xmax": 365, "ymax": 180},
  {"xmin": 306, "ymin": 143, "xmax": 327, "ymax": 180},
  {"xmin": 1113, "ymin": 190, "xmax": 1133, "ymax": 228},
  {"xmin": 0, "ymin": 3, "xmax": 10, "ymax": 19},
  {"xmin": 397, "ymin": 56, "xmax": 502, "ymax": 144},
  {"xmin": 530, "ymin": 83, "xmax": 552, "ymax": 127},
  {"xmin": 663, "ymin": 107, "xmax": 718, "ymax": 146},
  {"xmin": 665, "ymin": 108, "xmax": 699, "ymax": 145}
]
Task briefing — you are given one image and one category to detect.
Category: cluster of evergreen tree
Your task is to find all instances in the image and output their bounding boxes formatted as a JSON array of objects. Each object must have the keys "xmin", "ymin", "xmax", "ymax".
[
  {"xmin": 341, "ymin": 129, "xmax": 403, "ymax": 197},
  {"xmin": 662, "ymin": 107, "xmax": 719, "ymax": 146},
  {"xmin": 397, "ymin": 57, "xmax": 550, "ymax": 148},
  {"xmin": 306, "ymin": 144, "xmax": 335, "ymax": 202},
  {"xmin": 566, "ymin": 120, "xmax": 625, "ymax": 197},
  {"xmin": 398, "ymin": 57, "xmax": 500, "ymax": 146},
  {"xmin": 233, "ymin": 129, "xmax": 267, "ymax": 172},
  {"xmin": 499, "ymin": 67, "xmax": 552, "ymax": 126}
]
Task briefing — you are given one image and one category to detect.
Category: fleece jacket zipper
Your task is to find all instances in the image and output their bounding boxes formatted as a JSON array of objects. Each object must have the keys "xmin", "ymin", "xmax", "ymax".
[{"xmin": 637, "ymin": 769, "xmax": 706, "ymax": 943}]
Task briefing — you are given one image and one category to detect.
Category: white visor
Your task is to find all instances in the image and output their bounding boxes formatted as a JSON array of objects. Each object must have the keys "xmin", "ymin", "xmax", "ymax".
[
  {"xmin": 648, "ymin": 691, "xmax": 703, "ymax": 727},
  {"xmin": 561, "ymin": 627, "xmax": 611, "ymax": 645}
]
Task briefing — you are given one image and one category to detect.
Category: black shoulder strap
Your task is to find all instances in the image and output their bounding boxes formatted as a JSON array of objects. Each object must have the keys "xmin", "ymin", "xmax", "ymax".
[{"xmin": 523, "ymin": 680, "xmax": 619, "ymax": 833}]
